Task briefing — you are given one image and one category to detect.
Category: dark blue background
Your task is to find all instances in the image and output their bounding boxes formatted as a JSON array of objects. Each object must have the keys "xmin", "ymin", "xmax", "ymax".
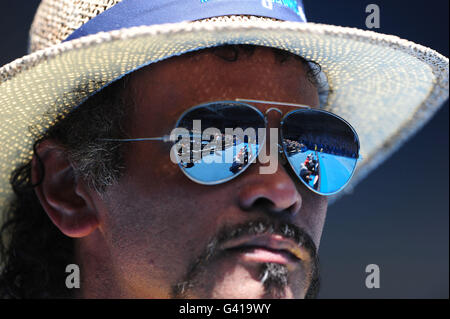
[{"xmin": 0, "ymin": 0, "xmax": 448, "ymax": 298}]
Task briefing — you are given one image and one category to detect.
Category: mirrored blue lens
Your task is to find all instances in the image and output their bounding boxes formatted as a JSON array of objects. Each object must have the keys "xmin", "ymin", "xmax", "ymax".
[
  {"xmin": 281, "ymin": 109, "xmax": 359, "ymax": 195},
  {"xmin": 174, "ymin": 102, "xmax": 265, "ymax": 184}
]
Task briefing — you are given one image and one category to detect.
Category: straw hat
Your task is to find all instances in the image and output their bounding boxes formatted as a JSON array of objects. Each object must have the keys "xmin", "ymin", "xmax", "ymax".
[{"xmin": 0, "ymin": 0, "xmax": 448, "ymax": 210}]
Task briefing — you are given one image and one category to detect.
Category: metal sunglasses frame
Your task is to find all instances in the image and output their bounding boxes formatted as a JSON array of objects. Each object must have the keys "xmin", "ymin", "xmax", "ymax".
[{"xmin": 99, "ymin": 98, "xmax": 361, "ymax": 195}]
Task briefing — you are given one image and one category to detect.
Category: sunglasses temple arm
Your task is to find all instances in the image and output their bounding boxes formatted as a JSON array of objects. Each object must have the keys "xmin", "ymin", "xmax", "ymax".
[{"xmin": 98, "ymin": 135, "xmax": 173, "ymax": 143}]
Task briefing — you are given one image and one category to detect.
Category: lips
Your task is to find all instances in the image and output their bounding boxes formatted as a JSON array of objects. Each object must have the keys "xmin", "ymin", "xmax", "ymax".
[{"xmin": 220, "ymin": 234, "xmax": 309, "ymax": 264}]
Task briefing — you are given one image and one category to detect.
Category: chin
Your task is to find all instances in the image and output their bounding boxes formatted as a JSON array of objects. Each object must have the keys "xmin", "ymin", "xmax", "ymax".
[
  {"xmin": 171, "ymin": 254, "xmax": 310, "ymax": 299},
  {"xmin": 189, "ymin": 266, "xmax": 305, "ymax": 299},
  {"xmin": 209, "ymin": 285, "xmax": 297, "ymax": 299}
]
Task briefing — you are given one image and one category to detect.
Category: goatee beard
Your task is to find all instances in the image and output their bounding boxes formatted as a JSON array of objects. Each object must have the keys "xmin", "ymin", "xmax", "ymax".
[{"xmin": 259, "ymin": 262, "xmax": 288, "ymax": 298}]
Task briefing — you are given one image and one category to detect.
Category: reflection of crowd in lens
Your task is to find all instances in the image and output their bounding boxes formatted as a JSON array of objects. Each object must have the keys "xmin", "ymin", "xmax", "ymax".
[
  {"xmin": 229, "ymin": 144, "xmax": 253, "ymax": 173},
  {"xmin": 284, "ymin": 139, "xmax": 308, "ymax": 155},
  {"xmin": 284, "ymin": 133, "xmax": 358, "ymax": 158},
  {"xmin": 177, "ymin": 132, "xmax": 256, "ymax": 170},
  {"xmin": 178, "ymin": 141, "xmax": 194, "ymax": 168},
  {"xmin": 299, "ymin": 153, "xmax": 320, "ymax": 190}
]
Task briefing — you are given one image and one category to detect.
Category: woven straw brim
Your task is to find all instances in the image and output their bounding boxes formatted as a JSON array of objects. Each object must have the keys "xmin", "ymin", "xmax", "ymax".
[{"xmin": 0, "ymin": 18, "xmax": 448, "ymax": 211}]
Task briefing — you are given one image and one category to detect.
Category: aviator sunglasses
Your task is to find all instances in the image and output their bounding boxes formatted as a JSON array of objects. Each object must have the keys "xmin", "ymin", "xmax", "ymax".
[{"xmin": 100, "ymin": 99, "xmax": 361, "ymax": 196}]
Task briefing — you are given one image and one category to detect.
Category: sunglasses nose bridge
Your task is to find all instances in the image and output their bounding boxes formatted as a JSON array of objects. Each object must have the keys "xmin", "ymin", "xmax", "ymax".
[
  {"xmin": 262, "ymin": 107, "xmax": 284, "ymax": 149},
  {"xmin": 265, "ymin": 107, "xmax": 283, "ymax": 116}
]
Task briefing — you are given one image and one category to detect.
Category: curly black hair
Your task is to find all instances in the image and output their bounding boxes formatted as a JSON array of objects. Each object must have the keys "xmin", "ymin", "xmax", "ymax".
[
  {"xmin": 0, "ymin": 75, "xmax": 131, "ymax": 298},
  {"xmin": 0, "ymin": 45, "xmax": 328, "ymax": 298}
]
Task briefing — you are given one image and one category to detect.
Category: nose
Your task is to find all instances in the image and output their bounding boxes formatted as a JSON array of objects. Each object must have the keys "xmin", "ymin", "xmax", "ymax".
[
  {"xmin": 238, "ymin": 172, "xmax": 303, "ymax": 216},
  {"xmin": 237, "ymin": 108, "xmax": 302, "ymax": 217}
]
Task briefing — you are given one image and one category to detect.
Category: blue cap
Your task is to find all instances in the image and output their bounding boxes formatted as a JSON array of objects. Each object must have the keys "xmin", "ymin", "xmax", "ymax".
[{"xmin": 65, "ymin": 0, "xmax": 307, "ymax": 42}]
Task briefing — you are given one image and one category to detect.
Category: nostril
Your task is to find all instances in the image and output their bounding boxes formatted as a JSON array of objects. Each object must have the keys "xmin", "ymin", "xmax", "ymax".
[
  {"xmin": 269, "ymin": 200, "xmax": 300, "ymax": 217},
  {"xmin": 237, "ymin": 170, "xmax": 303, "ymax": 217},
  {"xmin": 286, "ymin": 201, "xmax": 300, "ymax": 217},
  {"xmin": 251, "ymin": 197, "xmax": 275, "ymax": 211},
  {"xmin": 242, "ymin": 197, "xmax": 300, "ymax": 217}
]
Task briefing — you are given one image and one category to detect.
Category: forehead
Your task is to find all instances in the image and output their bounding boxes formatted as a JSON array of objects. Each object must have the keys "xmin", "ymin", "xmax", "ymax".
[{"xmin": 125, "ymin": 46, "xmax": 319, "ymax": 136}]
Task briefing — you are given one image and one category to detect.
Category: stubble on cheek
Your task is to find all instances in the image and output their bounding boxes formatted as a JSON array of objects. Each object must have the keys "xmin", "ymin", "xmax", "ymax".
[{"xmin": 98, "ymin": 189, "xmax": 191, "ymax": 297}]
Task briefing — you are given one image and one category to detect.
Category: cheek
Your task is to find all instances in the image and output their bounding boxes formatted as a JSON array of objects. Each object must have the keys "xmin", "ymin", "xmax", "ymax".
[
  {"xmin": 100, "ymin": 153, "xmax": 235, "ymax": 275},
  {"xmin": 297, "ymin": 190, "xmax": 328, "ymax": 247}
]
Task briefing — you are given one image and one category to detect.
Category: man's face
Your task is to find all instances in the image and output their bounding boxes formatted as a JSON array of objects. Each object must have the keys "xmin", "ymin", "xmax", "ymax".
[{"xmin": 89, "ymin": 47, "xmax": 328, "ymax": 298}]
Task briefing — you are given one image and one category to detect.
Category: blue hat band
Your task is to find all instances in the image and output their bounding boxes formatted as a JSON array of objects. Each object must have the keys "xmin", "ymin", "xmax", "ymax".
[{"xmin": 65, "ymin": 0, "xmax": 307, "ymax": 42}]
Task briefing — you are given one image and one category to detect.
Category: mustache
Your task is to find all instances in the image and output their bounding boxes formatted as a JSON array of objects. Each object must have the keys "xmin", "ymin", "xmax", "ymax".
[{"xmin": 171, "ymin": 217, "xmax": 318, "ymax": 298}]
